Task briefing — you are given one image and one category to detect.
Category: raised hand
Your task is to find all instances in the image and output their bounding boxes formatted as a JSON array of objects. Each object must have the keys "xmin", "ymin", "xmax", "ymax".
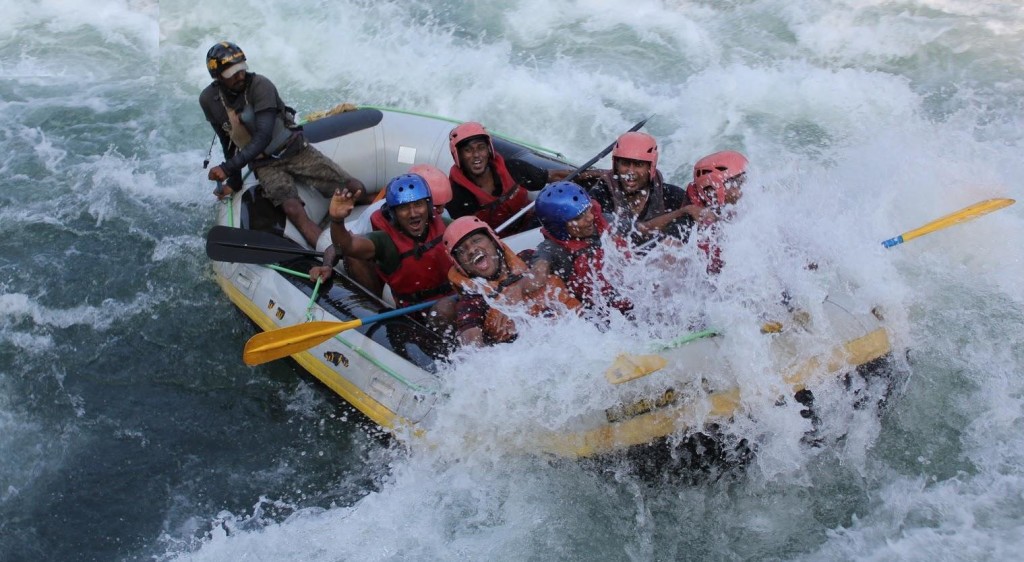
[{"xmin": 329, "ymin": 188, "xmax": 357, "ymax": 223}]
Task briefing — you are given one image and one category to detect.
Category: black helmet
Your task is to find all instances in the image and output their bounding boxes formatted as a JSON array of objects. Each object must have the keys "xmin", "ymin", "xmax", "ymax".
[{"xmin": 206, "ymin": 41, "xmax": 247, "ymax": 79}]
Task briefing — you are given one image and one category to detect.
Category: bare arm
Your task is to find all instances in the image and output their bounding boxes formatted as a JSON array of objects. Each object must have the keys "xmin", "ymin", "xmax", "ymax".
[
  {"xmin": 547, "ymin": 168, "xmax": 603, "ymax": 185},
  {"xmin": 519, "ymin": 258, "xmax": 552, "ymax": 296},
  {"xmin": 636, "ymin": 207, "xmax": 691, "ymax": 235},
  {"xmin": 309, "ymin": 244, "xmax": 338, "ymax": 282},
  {"xmin": 458, "ymin": 326, "xmax": 486, "ymax": 348}
]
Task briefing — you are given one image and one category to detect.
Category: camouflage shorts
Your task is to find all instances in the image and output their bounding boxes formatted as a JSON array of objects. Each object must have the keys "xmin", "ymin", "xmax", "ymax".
[{"xmin": 255, "ymin": 142, "xmax": 354, "ymax": 206}]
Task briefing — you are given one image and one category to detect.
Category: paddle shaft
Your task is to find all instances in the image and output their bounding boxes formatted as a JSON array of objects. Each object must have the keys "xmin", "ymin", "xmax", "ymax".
[
  {"xmin": 216, "ymin": 240, "xmax": 323, "ymax": 259},
  {"xmin": 882, "ymin": 198, "xmax": 1014, "ymax": 248},
  {"xmin": 494, "ymin": 116, "xmax": 651, "ymax": 234}
]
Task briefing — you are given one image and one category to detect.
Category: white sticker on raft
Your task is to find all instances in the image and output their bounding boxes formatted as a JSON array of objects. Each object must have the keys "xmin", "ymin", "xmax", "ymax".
[{"xmin": 398, "ymin": 146, "xmax": 416, "ymax": 164}]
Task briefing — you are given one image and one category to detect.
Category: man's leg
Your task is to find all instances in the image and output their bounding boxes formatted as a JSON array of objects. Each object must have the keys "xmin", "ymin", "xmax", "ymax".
[
  {"xmin": 281, "ymin": 198, "xmax": 322, "ymax": 247},
  {"xmin": 294, "ymin": 145, "xmax": 370, "ymax": 201},
  {"xmin": 258, "ymin": 162, "xmax": 321, "ymax": 246}
]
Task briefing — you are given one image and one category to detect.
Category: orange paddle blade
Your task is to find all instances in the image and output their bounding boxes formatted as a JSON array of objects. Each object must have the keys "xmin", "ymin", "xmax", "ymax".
[{"xmin": 243, "ymin": 319, "xmax": 362, "ymax": 366}]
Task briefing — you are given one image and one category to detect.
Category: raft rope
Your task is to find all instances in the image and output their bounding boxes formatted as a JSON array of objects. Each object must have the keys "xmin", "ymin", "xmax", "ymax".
[
  {"xmin": 328, "ymin": 336, "xmax": 437, "ymax": 394},
  {"xmin": 651, "ymin": 329, "xmax": 721, "ymax": 352},
  {"xmin": 306, "ymin": 278, "xmax": 323, "ymax": 321},
  {"xmin": 259, "ymin": 264, "xmax": 323, "ymax": 320},
  {"xmin": 357, "ymin": 105, "xmax": 565, "ymax": 160}
]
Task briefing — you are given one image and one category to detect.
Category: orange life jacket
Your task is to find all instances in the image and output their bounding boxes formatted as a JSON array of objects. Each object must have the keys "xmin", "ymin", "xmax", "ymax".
[{"xmin": 448, "ymin": 243, "xmax": 580, "ymax": 343}]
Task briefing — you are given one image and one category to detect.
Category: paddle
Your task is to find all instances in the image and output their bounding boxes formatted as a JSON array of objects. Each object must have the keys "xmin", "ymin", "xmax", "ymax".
[
  {"xmin": 494, "ymin": 116, "xmax": 651, "ymax": 234},
  {"xmin": 882, "ymin": 198, "xmax": 1014, "ymax": 248},
  {"xmin": 206, "ymin": 225, "xmax": 323, "ymax": 264},
  {"xmin": 242, "ymin": 300, "xmax": 437, "ymax": 366},
  {"xmin": 605, "ymin": 198, "xmax": 1018, "ymax": 382},
  {"xmin": 301, "ymin": 107, "xmax": 384, "ymax": 144},
  {"xmin": 605, "ymin": 329, "xmax": 722, "ymax": 384}
]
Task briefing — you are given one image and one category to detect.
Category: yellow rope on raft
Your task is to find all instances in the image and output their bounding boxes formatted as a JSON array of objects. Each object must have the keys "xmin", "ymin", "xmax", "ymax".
[{"xmin": 303, "ymin": 102, "xmax": 359, "ymax": 123}]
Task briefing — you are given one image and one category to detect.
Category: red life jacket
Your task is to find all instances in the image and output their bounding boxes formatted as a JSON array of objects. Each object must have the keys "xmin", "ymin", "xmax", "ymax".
[
  {"xmin": 697, "ymin": 231, "xmax": 724, "ymax": 275},
  {"xmin": 681, "ymin": 187, "xmax": 728, "ymax": 275},
  {"xmin": 448, "ymin": 152, "xmax": 531, "ymax": 231},
  {"xmin": 369, "ymin": 209, "xmax": 454, "ymax": 307},
  {"xmin": 539, "ymin": 202, "xmax": 632, "ymax": 312}
]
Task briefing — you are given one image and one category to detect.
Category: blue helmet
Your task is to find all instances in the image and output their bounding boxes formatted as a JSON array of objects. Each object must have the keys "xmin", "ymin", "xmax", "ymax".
[
  {"xmin": 385, "ymin": 173, "xmax": 432, "ymax": 211},
  {"xmin": 535, "ymin": 181, "xmax": 592, "ymax": 240}
]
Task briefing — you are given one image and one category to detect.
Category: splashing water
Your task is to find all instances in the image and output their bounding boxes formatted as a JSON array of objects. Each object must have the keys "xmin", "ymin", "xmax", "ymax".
[{"xmin": 1, "ymin": 0, "xmax": 1022, "ymax": 560}]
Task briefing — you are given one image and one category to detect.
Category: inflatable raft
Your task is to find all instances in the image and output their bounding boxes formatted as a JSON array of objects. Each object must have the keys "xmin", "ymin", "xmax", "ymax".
[{"xmin": 207, "ymin": 106, "xmax": 900, "ymax": 466}]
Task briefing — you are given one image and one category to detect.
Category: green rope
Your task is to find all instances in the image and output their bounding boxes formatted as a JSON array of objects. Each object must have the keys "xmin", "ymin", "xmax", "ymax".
[
  {"xmin": 357, "ymin": 105, "xmax": 565, "ymax": 159},
  {"xmin": 651, "ymin": 329, "xmax": 721, "ymax": 352},
  {"xmin": 306, "ymin": 277, "xmax": 323, "ymax": 321},
  {"xmin": 264, "ymin": 264, "xmax": 310, "ymax": 279},
  {"xmin": 217, "ymin": 167, "xmax": 253, "ymax": 227},
  {"xmin": 222, "ymin": 191, "xmax": 235, "ymax": 226},
  {"xmin": 329, "ymin": 335, "xmax": 438, "ymax": 394}
]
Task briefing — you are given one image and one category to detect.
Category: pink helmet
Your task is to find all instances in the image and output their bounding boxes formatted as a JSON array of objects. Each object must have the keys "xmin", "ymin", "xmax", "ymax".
[
  {"xmin": 687, "ymin": 170, "xmax": 727, "ymax": 207},
  {"xmin": 443, "ymin": 216, "xmax": 501, "ymax": 275},
  {"xmin": 693, "ymin": 150, "xmax": 748, "ymax": 181},
  {"xmin": 408, "ymin": 164, "xmax": 452, "ymax": 206},
  {"xmin": 611, "ymin": 132, "xmax": 658, "ymax": 175},
  {"xmin": 448, "ymin": 122, "xmax": 494, "ymax": 168}
]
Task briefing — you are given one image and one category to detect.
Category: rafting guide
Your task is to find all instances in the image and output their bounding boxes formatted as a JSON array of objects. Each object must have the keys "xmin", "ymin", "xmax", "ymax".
[{"xmin": 200, "ymin": 41, "xmax": 367, "ymax": 246}]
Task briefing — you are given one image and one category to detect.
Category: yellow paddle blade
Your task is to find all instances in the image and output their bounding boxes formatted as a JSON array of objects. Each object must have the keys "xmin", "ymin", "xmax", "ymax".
[
  {"xmin": 605, "ymin": 353, "xmax": 669, "ymax": 384},
  {"xmin": 242, "ymin": 319, "xmax": 362, "ymax": 366},
  {"xmin": 898, "ymin": 198, "xmax": 1014, "ymax": 246}
]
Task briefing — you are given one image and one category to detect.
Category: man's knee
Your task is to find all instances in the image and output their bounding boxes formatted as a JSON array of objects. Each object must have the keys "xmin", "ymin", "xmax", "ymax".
[{"xmin": 280, "ymin": 198, "xmax": 309, "ymax": 220}]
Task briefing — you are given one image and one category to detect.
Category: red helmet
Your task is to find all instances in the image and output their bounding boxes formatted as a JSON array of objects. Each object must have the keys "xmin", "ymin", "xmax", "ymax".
[
  {"xmin": 448, "ymin": 122, "xmax": 494, "ymax": 168},
  {"xmin": 408, "ymin": 164, "xmax": 452, "ymax": 206},
  {"xmin": 687, "ymin": 170, "xmax": 727, "ymax": 207},
  {"xmin": 693, "ymin": 150, "xmax": 748, "ymax": 181},
  {"xmin": 443, "ymin": 216, "xmax": 501, "ymax": 275},
  {"xmin": 611, "ymin": 132, "xmax": 658, "ymax": 175}
]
